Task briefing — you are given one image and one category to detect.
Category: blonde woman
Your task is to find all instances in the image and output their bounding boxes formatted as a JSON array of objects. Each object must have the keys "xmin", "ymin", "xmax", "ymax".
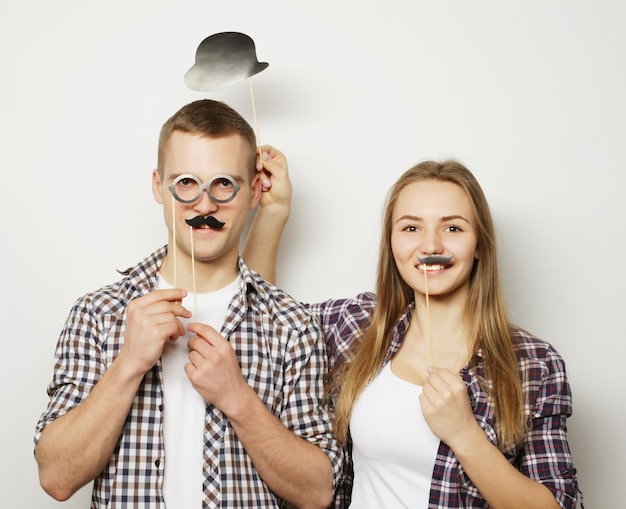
[{"xmin": 246, "ymin": 154, "xmax": 582, "ymax": 509}]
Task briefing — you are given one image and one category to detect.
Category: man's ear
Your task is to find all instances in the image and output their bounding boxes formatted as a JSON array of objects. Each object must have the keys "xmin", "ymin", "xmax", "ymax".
[
  {"xmin": 152, "ymin": 170, "xmax": 164, "ymax": 204},
  {"xmin": 249, "ymin": 174, "xmax": 262, "ymax": 210}
]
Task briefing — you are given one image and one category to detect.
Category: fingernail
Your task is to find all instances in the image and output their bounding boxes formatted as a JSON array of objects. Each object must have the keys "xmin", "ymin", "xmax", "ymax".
[{"xmin": 262, "ymin": 152, "xmax": 270, "ymax": 161}]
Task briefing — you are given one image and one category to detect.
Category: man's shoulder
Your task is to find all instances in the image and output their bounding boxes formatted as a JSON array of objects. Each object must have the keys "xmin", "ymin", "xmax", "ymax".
[
  {"xmin": 72, "ymin": 247, "xmax": 164, "ymax": 314},
  {"xmin": 248, "ymin": 270, "xmax": 307, "ymax": 311},
  {"xmin": 241, "ymin": 263, "xmax": 313, "ymax": 324}
]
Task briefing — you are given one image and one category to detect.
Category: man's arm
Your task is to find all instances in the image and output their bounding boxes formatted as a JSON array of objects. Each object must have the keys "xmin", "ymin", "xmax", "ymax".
[
  {"xmin": 35, "ymin": 289, "xmax": 189, "ymax": 501},
  {"xmin": 186, "ymin": 321, "xmax": 335, "ymax": 509},
  {"xmin": 243, "ymin": 145, "xmax": 292, "ymax": 285},
  {"xmin": 36, "ymin": 351, "xmax": 148, "ymax": 500},
  {"xmin": 221, "ymin": 384, "xmax": 334, "ymax": 509}
]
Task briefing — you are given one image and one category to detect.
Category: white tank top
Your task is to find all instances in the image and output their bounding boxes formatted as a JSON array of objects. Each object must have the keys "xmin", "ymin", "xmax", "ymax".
[
  {"xmin": 159, "ymin": 276, "xmax": 239, "ymax": 508},
  {"xmin": 349, "ymin": 361, "xmax": 441, "ymax": 508}
]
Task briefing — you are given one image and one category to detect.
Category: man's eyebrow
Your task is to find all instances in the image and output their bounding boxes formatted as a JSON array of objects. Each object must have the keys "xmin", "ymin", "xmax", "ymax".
[
  {"xmin": 168, "ymin": 172, "xmax": 246, "ymax": 183},
  {"xmin": 228, "ymin": 173, "xmax": 246, "ymax": 184}
]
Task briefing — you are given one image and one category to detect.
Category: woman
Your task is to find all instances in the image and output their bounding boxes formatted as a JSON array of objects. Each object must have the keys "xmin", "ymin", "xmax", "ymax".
[{"xmin": 246, "ymin": 151, "xmax": 582, "ymax": 508}]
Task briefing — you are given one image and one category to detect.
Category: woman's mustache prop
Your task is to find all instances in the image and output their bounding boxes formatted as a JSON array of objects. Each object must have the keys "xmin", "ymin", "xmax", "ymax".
[{"xmin": 417, "ymin": 254, "xmax": 454, "ymax": 265}]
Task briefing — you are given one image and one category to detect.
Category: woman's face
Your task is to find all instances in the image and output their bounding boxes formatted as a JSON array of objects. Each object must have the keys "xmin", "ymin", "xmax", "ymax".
[{"xmin": 390, "ymin": 179, "xmax": 479, "ymax": 300}]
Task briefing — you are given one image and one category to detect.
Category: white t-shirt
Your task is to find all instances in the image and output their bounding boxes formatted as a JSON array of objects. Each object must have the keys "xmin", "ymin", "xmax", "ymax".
[
  {"xmin": 349, "ymin": 361, "xmax": 441, "ymax": 508},
  {"xmin": 159, "ymin": 276, "xmax": 239, "ymax": 509}
]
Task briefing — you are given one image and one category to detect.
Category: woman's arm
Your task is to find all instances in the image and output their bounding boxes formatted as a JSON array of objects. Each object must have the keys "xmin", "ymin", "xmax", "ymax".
[
  {"xmin": 243, "ymin": 145, "xmax": 292, "ymax": 284},
  {"xmin": 421, "ymin": 367, "xmax": 569, "ymax": 509}
]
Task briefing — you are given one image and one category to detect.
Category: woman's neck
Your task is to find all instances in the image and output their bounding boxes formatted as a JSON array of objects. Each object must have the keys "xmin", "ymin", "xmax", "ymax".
[
  {"xmin": 412, "ymin": 286, "xmax": 469, "ymax": 341},
  {"xmin": 391, "ymin": 289, "xmax": 471, "ymax": 384}
]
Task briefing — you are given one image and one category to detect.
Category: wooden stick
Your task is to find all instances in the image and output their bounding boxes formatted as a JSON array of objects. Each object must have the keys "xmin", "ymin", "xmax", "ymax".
[
  {"xmin": 248, "ymin": 77, "xmax": 262, "ymax": 156},
  {"xmin": 424, "ymin": 268, "xmax": 434, "ymax": 367},
  {"xmin": 172, "ymin": 195, "xmax": 177, "ymax": 288},
  {"xmin": 189, "ymin": 225, "xmax": 197, "ymax": 319}
]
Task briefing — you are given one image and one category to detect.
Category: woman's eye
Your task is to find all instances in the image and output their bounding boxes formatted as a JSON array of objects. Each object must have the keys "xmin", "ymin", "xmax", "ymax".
[
  {"xmin": 446, "ymin": 225, "xmax": 462, "ymax": 233},
  {"xmin": 403, "ymin": 225, "xmax": 417, "ymax": 232}
]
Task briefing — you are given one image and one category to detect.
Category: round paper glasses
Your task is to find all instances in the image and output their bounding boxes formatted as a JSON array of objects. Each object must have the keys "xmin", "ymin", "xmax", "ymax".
[{"xmin": 168, "ymin": 173, "xmax": 241, "ymax": 204}]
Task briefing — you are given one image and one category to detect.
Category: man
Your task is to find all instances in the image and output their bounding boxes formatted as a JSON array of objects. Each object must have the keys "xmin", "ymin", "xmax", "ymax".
[{"xmin": 34, "ymin": 99, "xmax": 340, "ymax": 508}]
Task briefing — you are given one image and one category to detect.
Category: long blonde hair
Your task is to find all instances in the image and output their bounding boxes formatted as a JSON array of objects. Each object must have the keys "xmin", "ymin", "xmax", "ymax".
[{"xmin": 331, "ymin": 160, "xmax": 525, "ymax": 450}]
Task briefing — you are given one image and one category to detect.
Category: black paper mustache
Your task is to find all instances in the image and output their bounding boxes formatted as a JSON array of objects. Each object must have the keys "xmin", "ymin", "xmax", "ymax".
[
  {"xmin": 417, "ymin": 254, "xmax": 454, "ymax": 265},
  {"xmin": 185, "ymin": 215, "xmax": 226, "ymax": 229}
]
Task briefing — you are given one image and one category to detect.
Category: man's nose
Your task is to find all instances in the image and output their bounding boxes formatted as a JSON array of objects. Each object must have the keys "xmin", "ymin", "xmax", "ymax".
[{"xmin": 192, "ymin": 189, "xmax": 219, "ymax": 215}]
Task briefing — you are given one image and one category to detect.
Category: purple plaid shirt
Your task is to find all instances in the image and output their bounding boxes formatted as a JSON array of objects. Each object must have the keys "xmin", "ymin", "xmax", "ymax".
[
  {"xmin": 309, "ymin": 292, "xmax": 582, "ymax": 509},
  {"xmin": 35, "ymin": 246, "xmax": 342, "ymax": 508}
]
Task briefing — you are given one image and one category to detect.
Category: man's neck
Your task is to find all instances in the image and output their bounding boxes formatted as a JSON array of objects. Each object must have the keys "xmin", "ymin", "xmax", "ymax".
[{"xmin": 160, "ymin": 249, "xmax": 239, "ymax": 293}]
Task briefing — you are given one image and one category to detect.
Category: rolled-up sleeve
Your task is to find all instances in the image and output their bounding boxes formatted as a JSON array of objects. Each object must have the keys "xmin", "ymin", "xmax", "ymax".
[{"xmin": 518, "ymin": 347, "xmax": 581, "ymax": 509}]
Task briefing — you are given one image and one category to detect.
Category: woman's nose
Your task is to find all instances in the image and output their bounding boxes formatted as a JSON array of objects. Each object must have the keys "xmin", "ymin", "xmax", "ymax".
[{"xmin": 419, "ymin": 230, "xmax": 443, "ymax": 255}]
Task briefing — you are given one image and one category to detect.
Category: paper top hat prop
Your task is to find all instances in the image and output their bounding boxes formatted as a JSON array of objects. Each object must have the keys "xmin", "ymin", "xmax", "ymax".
[
  {"xmin": 176, "ymin": 32, "xmax": 269, "ymax": 318},
  {"xmin": 185, "ymin": 32, "xmax": 269, "ymax": 91}
]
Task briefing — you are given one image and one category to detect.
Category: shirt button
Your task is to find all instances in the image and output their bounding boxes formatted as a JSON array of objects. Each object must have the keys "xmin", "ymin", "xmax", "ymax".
[
  {"xmin": 159, "ymin": 404, "xmax": 164, "ymax": 412},
  {"xmin": 154, "ymin": 459, "xmax": 161, "ymax": 468}
]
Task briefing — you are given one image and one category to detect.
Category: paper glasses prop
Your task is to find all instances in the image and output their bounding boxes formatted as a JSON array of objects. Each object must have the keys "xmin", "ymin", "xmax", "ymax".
[
  {"xmin": 169, "ymin": 174, "xmax": 241, "ymax": 204},
  {"xmin": 416, "ymin": 254, "xmax": 454, "ymax": 367}
]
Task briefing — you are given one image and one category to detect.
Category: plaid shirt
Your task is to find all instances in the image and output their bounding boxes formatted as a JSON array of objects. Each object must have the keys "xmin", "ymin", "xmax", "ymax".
[
  {"xmin": 310, "ymin": 292, "xmax": 582, "ymax": 509},
  {"xmin": 35, "ymin": 246, "xmax": 341, "ymax": 508}
]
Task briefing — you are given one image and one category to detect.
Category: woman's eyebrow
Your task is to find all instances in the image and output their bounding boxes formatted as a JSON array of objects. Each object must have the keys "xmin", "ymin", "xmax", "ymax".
[
  {"xmin": 395, "ymin": 214, "xmax": 422, "ymax": 223},
  {"xmin": 441, "ymin": 214, "xmax": 470, "ymax": 223}
]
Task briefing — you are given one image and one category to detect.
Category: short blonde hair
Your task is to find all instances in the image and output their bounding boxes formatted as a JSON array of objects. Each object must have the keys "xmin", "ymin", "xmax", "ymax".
[{"xmin": 157, "ymin": 99, "xmax": 256, "ymax": 179}]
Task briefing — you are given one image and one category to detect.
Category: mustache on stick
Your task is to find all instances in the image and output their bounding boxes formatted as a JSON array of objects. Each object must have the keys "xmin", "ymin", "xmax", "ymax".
[
  {"xmin": 185, "ymin": 215, "xmax": 226, "ymax": 229},
  {"xmin": 417, "ymin": 254, "xmax": 454, "ymax": 265}
]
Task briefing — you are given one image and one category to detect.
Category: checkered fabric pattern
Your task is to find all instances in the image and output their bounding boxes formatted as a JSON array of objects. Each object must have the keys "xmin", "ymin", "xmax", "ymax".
[
  {"xmin": 35, "ymin": 246, "xmax": 342, "ymax": 508},
  {"xmin": 309, "ymin": 292, "xmax": 582, "ymax": 509}
]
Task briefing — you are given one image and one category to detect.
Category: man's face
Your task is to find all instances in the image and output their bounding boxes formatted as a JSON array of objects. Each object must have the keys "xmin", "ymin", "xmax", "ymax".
[{"xmin": 152, "ymin": 131, "xmax": 260, "ymax": 269}]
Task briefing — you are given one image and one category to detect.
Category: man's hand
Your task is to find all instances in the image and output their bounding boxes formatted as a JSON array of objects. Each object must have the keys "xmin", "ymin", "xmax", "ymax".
[
  {"xmin": 185, "ymin": 322, "xmax": 251, "ymax": 414},
  {"xmin": 122, "ymin": 288, "xmax": 190, "ymax": 375}
]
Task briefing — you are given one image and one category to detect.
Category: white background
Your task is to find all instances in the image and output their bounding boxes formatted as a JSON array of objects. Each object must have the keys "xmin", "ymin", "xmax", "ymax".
[{"xmin": 1, "ymin": 1, "xmax": 623, "ymax": 507}]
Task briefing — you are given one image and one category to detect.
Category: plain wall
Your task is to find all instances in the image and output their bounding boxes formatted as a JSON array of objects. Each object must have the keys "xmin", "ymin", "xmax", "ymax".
[{"xmin": 1, "ymin": 1, "xmax": 623, "ymax": 506}]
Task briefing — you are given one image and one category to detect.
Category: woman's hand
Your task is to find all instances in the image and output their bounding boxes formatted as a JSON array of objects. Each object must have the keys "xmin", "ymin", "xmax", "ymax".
[
  {"xmin": 419, "ymin": 367, "xmax": 483, "ymax": 451},
  {"xmin": 256, "ymin": 144, "xmax": 292, "ymax": 211}
]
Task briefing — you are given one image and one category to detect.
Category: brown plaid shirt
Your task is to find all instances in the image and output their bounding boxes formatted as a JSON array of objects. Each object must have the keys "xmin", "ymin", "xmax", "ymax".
[{"xmin": 35, "ymin": 246, "xmax": 342, "ymax": 508}]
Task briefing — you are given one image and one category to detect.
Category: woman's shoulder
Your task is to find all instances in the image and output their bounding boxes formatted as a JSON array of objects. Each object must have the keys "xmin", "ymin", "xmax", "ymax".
[{"xmin": 510, "ymin": 326, "xmax": 568, "ymax": 373}]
